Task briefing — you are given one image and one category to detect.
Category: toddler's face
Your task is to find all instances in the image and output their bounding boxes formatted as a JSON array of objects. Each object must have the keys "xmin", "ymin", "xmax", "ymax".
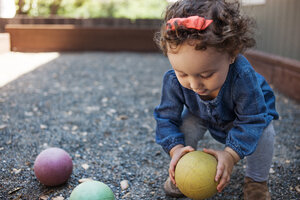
[{"xmin": 167, "ymin": 42, "xmax": 233, "ymax": 100}]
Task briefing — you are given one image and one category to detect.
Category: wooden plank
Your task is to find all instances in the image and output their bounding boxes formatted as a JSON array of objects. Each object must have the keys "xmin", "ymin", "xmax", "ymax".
[
  {"xmin": 245, "ymin": 50, "xmax": 300, "ymax": 102},
  {"xmin": 5, "ymin": 24, "xmax": 159, "ymax": 52}
]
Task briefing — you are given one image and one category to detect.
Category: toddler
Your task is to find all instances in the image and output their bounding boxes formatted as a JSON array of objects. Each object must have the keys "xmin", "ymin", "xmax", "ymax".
[{"xmin": 153, "ymin": 0, "xmax": 279, "ymax": 199}]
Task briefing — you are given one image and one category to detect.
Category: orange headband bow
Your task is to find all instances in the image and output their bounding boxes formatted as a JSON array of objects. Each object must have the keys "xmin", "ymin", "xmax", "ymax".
[{"xmin": 166, "ymin": 16, "xmax": 213, "ymax": 31}]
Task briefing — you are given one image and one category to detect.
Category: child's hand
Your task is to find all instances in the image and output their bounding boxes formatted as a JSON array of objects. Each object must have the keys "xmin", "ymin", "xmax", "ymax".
[
  {"xmin": 203, "ymin": 148, "xmax": 239, "ymax": 193},
  {"xmin": 169, "ymin": 144, "xmax": 195, "ymax": 185}
]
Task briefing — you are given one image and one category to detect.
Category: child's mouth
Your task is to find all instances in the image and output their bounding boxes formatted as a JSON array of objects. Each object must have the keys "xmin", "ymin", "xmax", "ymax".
[{"xmin": 195, "ymin": 89, "xmax": 207, "ymax": 95}]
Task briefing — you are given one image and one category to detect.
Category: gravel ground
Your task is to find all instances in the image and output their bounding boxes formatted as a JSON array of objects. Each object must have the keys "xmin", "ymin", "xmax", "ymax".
[{"xmin": 0, "ymin": 52, "xmax": 299, "ymax": 200}]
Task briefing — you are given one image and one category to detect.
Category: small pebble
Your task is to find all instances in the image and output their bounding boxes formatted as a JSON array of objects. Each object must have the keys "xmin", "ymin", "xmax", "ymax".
[
  {"xmin": 81, "ymin": 132, "xmax": 87, "ymax": 136},
  {"xmin": 40, "ymin": 124, "xmax": 48, "ymax": 129},
  {"xmin": 39, "ymin": 195, "xmax": 49, "ymax": 200},
  {"xmin": 12, "ymin": 168, "xmax": 22, "ymax": 174},
  {"xmin": 0, "ymin": 124, "xmax": 7, "ymax": 130},
  {"xmin": 24, "ymin": 112, "xmax": 33, "ymax": 116},
  {"xmin": 122, "ymin": 192, "xmax": 130, "ymax": 198},
  {"xmin": 72, "ymin": 125, "xmax": 78, "ymax": 131},
  {"xmin": 120, "ymin": 180, "xmax": 129, "ymax": 190},
  {"xmin": 102, "ymin": 97, "xmax": 108, "ymax": 103},
  {"xmin": 295, "ymin": 185, "xmax": 300, "ymax": 194},
  {"xmin": 116, "ymin": 115, "xmax": 128, "ymax": 120},
  {"xmin": 75, "ymin": 153, "xmax": 81, "ymax": 158},
  {"xmin": 81, "ymin": 163, "xmax": 89, "ymax": 170},
  {"xmin": 43, "ymin": 143, "xmax": 48, "ymax": 148},
  {"xmin": 52, "ymin": 196, "xmax": 64, "ymax": 200},
  {"xmin": 79, "ymin": 178, "xmax": 93, "ymax": 183}
]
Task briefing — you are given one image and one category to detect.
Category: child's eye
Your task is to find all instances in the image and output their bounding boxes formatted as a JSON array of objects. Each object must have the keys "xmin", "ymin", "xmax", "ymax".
[
  {"xmin": 179, "ymin": 73, "xmax": 187, "ymax": 77},
  {"xmin": 199, "ymin": 73, "xmax": 214, "ymax": 79}
]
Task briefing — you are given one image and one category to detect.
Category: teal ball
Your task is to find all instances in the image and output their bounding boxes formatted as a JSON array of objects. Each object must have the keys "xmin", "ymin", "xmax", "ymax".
[{"xmin": 70, "ymin": 180, "xmax": 115, "ymax": 200}]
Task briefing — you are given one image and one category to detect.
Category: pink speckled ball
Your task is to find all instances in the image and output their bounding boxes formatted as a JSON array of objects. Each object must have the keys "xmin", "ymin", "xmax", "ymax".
[{"xmin": 34, "ymin": 147, "xmax": 73, "ymax": 186}]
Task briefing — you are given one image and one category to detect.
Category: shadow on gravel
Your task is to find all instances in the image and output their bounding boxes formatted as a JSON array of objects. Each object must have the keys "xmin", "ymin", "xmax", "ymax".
[{"xmin": 0, "ymin": 52, "xmax": 299, "ymax": 199}]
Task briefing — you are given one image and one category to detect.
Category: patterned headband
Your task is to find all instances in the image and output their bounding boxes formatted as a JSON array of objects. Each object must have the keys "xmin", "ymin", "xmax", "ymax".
[{"xmin": 166, "ymin": 16, "xmax": 213, "ymax": 31}]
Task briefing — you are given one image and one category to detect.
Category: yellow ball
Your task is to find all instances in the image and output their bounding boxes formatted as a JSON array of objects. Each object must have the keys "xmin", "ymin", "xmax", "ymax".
[{"xmin": 175, "ymin": 151, "xmax": 218, "ymax": 200}]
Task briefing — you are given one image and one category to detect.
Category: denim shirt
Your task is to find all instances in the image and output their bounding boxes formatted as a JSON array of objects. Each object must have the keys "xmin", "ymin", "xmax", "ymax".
[{"xmin": 154, "ymin": 54, "xmax": 279, "ymax": 159}]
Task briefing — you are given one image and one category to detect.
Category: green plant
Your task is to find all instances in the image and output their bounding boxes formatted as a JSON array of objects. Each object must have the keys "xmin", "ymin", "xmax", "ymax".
[{"xmin": 14, "ymin": 0, "xmax": 168, "ymax": 19}]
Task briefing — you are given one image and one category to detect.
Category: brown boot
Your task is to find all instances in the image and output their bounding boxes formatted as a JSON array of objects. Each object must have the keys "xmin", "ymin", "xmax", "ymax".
[
  {"xmin": 244, "ymin": 177, "xmax": 271, "ymax": 200},
  {"xmin": 163, "ymin": 177, "xmax": 185, "ymax": 197}
]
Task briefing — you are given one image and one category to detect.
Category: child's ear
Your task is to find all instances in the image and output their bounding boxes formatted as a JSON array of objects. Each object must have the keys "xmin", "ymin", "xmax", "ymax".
[
  {"xmin": 230, "ymin": 51, "xmax": 239, "ymax": 64},
  {"xmin": 228, "ymin": 54, "xmax": 235, "ymax": 64},
  {"xmin": 230, "ymin": 57, "xmax": 235, "ymax": 64}
]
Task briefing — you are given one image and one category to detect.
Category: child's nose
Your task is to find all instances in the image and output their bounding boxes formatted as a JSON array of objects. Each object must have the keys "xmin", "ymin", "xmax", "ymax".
[{"xmin": 189, "ymin": 77, "xmax": 202, "ymax": 90}]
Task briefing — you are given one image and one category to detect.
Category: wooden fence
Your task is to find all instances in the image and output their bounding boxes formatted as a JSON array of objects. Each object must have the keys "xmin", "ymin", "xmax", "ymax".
[{"xmin": 242, "ymin": 0, "xmax": 300, "ymax": 60}]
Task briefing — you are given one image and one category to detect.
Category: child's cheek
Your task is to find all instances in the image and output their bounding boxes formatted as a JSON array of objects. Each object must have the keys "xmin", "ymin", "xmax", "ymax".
[{"xmin": 177, "ymin": 78, "xmax": 189, "ymax": 89}]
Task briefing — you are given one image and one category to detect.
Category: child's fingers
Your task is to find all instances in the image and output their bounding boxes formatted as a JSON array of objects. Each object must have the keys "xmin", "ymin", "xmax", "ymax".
[
  {"xmin": 203, "ymin": 148, "xmax": 221, "ymax": 182},
  {"xmin": 169, "ymin": 173, "xmax": 176, "ymax": 185},
  {"xmin": 215, "ymin": 163, "xmax": 224, "ymax": 182},
  {"xmin": 169, "ymin": 155, "xmax": 180, "ymax": 184},
  {"xmin": 203, "ymin": 148, "xmax": 217, "ymax": 157},
  {"xmin": 217, "ymin": 171, "xmax": 230, "ymax": 192},
  {"xmin": 184, "ymin": 146, "xmax": 195, "ymax": 152},
  {"xmin": 168, "ymin": 168, "xmax": 176, "ymax": 185},
  {"xmin": 169, "ymin": 146, "xmax": 195, "ymax": 185},
  {"xmin": 169, "ymin": 162, "xmax": 175, "ymax": 183}
]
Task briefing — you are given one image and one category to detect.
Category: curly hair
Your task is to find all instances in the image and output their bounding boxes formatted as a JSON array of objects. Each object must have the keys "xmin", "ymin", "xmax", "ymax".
[{"xmin": 154, "ymin": 0, "xmax": 256, "ymax": 57}]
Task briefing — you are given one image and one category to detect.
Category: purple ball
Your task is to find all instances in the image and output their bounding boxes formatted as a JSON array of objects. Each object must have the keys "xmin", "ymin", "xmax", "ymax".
[{"xmin": 34, "ymin": 147, "xmax": 73, "ymax": 186}]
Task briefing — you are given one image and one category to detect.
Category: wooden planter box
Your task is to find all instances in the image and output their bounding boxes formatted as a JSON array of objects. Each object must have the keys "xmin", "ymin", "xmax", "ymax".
[
  {"xmin": 245, "ymin": 50, "xmax": 300, "ymax": 103},
  {"xmin": 5, "ymin": 24, "xmax": 159, "ymax": 52},
  {"xmin": 0, "ymin": 16, "xmax": 162, "ymax": 32}
]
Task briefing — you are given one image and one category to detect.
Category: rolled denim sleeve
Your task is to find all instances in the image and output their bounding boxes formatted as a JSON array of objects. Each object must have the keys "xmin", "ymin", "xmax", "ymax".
[
  {"xmin": 226, "ymin": 67, "xmax": 269, "ymax": 159},
  {"xmin": 154, "ymin": 70, "xmax": 185, "ymax": 154}
]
